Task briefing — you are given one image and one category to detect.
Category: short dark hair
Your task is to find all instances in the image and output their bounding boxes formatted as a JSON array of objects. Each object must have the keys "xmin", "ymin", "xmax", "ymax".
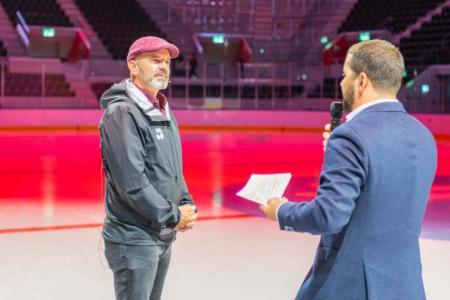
[{"xmin": 347, "ymin": 39, "xmax": 405, "ymax": 93}]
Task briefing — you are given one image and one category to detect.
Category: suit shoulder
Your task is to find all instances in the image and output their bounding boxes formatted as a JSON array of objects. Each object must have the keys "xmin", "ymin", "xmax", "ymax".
[
  {"xmin": 408, "ymin": 115, "xmax": 435, "ymax": 136},
  {"xmin": 331, "ymin": 122, "xmax": 364, "ymax": 141}
]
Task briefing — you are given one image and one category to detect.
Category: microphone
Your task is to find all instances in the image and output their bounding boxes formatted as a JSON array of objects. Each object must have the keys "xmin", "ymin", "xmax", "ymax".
[{"xmin": 330, "ymin": 101, "xmax": 343, "ymax": 132}]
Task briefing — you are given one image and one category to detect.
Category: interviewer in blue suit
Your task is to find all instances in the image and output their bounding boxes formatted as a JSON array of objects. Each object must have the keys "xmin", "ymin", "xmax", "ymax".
[{"xmin": 261, "ymin": 39, "xmax": 437, "ymax": 300}]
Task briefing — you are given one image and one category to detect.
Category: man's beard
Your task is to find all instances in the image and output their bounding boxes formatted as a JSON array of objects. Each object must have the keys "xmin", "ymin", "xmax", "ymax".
[
  {"xmin": 148, "ymin": 77, "xmax": 169, "ymax": 90},
  {"xmin": 138, "ymin": 68, "xmax": 169, "ymax": 91},
  {"xmin": 343, "ymin": 84, "xmax": 355, "ymax": 112}
]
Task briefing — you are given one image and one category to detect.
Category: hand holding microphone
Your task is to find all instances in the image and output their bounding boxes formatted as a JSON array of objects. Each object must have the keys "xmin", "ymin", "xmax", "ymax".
[
  {"xmin": 322, "ymin": 124, "xmax": 331, "ymax": 151},
  {"xmin": 330, "ymin": 101, "xmax": 343, "ymax": 132},
  {"xmin": 323, "ymin": 102, "xmax": 344, "ymax": 151}
]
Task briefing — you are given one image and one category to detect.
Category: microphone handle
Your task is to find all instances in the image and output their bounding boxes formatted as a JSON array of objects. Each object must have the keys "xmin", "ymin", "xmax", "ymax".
[{"xmin": 330, "ymin": 118, "xmax": 341, "ymax": 132}]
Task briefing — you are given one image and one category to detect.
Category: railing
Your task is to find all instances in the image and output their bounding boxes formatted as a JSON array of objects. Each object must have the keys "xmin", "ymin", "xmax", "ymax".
[
  {"xmin": 1, "ymin": 57, "xmax": 449, "ymax": 113},
  {"xmin": 167, "ymin": 0, "xmax": 255, "ymax": 33},
  {"xmin": 167, "ymin": 0, "xmax": 333, "ymax": 38},
  {"xmin": 0, "ymin": 57, "xmax": 81, "ymax": 108},
  {"xmin": 293, "ymin": 0, "xmax": 340, "ymax": 43},
  {"xmin": 399, "ymin": 64, "xmax": 450, "ymax": 114}
]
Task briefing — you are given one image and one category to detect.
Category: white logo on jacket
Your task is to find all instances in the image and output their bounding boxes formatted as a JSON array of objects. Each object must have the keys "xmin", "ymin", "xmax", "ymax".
[{"xmin": 155, "ymin": 128, "xmax": 164, "ymax": 140}]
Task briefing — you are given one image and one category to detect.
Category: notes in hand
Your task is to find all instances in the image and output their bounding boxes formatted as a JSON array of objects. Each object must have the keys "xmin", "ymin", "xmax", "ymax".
[{"xmin": 236, "ymin": 173, "xmax": 292, "ymax": 205}]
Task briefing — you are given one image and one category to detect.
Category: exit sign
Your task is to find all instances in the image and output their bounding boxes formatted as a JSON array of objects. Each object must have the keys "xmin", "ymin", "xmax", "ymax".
[
  {"xmin": 42, "ymin": 27, "xmax": 56, "ymax": 38},
  {"xmin": 212, "ymin": 34, "xmax": 225, "ymax": 44},
  {"xmin": 359, "ymin": 32, "xmax": 371, "ymax": 41}
]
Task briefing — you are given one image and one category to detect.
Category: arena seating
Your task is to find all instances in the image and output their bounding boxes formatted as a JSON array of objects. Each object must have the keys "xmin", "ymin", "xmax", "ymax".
[
  {"xmin": 74, "ymin": 0, "xmax": 167, "ymax": 60},
  {"xmin": 0, "ymin": 0, "xmax": 448, "ymax": 112},
  {"xmin": 91, "ymin": 83, "xmax": 113, "ymax": 100},
  {"xmin": 339, "ymin": 0, "xmax": 446, "ymax": 33},
  {"xmin": 0, "ymin": 40, "xmax": 7, "ymax": 57},
  {"xmin": 0, "ymin": 0, "xmax": 72, "ymax": 27},
  {"xmin": 169, "ymin": 0, "xmax": 247, "ymax": 33},
  {"xmin": 2, "ymin": 69, "xmax": 74, "ymax": 97},
  {"xmin": 399, "ymin": 7, "xmax": 450, "ymax": 69},
  {"xmin": 308, "ymin": 77, "xmax": 343, "ymax": 99}
]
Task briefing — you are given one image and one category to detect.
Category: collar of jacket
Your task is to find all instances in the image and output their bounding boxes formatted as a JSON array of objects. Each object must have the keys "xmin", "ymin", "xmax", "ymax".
[
  {"xmin": 125, "ymin": 79, "xmax": 171, "ymax": 123},
  {"xmin": 351, "ymin": 101, "xmax": 406, "ymax": 121}
]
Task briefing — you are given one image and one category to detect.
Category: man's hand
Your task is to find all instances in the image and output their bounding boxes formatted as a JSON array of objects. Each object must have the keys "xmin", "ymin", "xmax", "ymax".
[
  {"xmin": 323, "ymin": 123, "xmax": 331, "ymax": 151},
  {"xmin": 176, "ymin": 205, "xmax": 198, "ymax": 232},
  {"xmin": 260, "ymin": 197, "xmax": 288, "ymax": 221}
]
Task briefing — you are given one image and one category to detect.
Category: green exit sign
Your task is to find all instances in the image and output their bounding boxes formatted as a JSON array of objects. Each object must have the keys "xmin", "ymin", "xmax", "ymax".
[
  {"xmin": 42, "ymin": 27, "xmax": 56, "ymax": 38},
  {"xmin": 212, "ymin": 34, "xmax": 225, "ymax": 44},
  {"xmin": 359, "ymin": 32, "xmax": 371, "ymax": 41}
]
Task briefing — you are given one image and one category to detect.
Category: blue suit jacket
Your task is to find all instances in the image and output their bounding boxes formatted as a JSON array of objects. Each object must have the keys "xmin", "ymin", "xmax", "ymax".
[{"xmin": 278, "ymin": 102, "xmax": 437, "ymax": 300}]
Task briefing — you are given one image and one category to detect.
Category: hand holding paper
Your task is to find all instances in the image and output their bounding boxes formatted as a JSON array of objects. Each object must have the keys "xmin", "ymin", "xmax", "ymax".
[
  {"xmin": 236, "ymin": 173, "xmax": 292, "ymax": 205},
  {"xmin": 260, "ymin": 197, "xmax": 288, "ymax": 221}
]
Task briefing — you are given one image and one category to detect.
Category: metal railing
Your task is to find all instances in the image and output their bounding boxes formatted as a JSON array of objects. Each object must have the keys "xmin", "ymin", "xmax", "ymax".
[
  {"xmin": 0, "ymin": 57, "xmax": 83, "ymax": 108},
  {"xmin": 1, "ymin": 57, "xmax": 450, "ymax": 113}
]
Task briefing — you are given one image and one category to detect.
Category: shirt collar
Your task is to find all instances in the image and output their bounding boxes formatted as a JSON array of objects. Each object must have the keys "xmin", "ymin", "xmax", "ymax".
[
  {"xmin": 135, "ymin": 85, "xmax": 167, "ymax": 109},
  {"xmin": 125, "ymin": 79, "xmax": 171, "ymax": 121},
  {"xmin": 346, "ymin": 99, "xmax": 398, "ymax": 121}
]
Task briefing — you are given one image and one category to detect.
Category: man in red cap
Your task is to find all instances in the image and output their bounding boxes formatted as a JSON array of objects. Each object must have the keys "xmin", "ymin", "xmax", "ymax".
[{"xmin": 99, "ymin": 36, "xmax": 198, "ymax": 300}]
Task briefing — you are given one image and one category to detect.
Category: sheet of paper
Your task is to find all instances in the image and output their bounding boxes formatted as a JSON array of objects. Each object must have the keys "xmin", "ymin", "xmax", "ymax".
[{"xmin": 236, "ymin": 173, "xmax": 292, "ymax": 205}]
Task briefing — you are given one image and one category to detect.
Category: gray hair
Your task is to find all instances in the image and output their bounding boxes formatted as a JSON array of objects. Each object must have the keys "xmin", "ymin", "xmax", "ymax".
[{"xmin": 347, "ymin": 39, "xmax": 405, "ymax": 93}]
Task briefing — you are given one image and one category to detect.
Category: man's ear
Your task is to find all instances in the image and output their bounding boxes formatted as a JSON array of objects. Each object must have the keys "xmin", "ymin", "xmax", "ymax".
[
  {"xmin": 358, "ymin": 72, "xmax": 369, "ymax": 91},
  {"xmin": 128, "ymin": 60, "xmax": 138, "ymax": 76}
]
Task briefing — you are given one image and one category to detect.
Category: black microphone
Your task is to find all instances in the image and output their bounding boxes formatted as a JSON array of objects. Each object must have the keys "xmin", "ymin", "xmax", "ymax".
[{"xmin": 330, "ymin": 101, "xmax": 343, "ymax": 132}]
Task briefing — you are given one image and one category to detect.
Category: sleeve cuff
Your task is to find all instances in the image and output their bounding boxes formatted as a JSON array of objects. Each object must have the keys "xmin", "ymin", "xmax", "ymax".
[
  {"xmin": 277, "ymin": 201, "xmax": 296, "ymax": 232},
  {"xmin": 168, "ymin": 203, "xmax": 181, "ymax": 228},
  {"xmin": 276, "ymin": 201, "xmax": 288, "ymax": 223}
]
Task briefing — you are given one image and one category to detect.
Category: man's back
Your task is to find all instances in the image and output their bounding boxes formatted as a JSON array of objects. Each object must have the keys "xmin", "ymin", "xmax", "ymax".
[{"xmin": 309, "ymin": 101, "xmax": 437, "ymax": 300}]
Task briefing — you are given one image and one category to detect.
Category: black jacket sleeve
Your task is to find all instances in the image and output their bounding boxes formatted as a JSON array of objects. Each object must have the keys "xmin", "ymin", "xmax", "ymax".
[
  {"xmin": 100, "ymin": 104, "xmax": 180, "ymax": 227},
  {"xmin": 169, "ymin": 110, "xmax": 194, "ymax": 206},
  {"xmin": 179, "ymin": 174, "xmax": 194, "ymax": 205}
]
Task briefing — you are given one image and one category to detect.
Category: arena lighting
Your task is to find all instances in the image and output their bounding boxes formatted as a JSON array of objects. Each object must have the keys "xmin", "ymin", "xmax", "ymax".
[
  {"xmin": 403, "ymin": 70, "xmax": 408, "ymax": 78},
  {"xmin": 42, "ymin": 27, "xmax": 56, "ymax": 38},
  {"xmin": 421, "ymin": 84, "xmax": 430, "ymax": 94},
  {"xmin": 359, "ymin": 32, "xmax": 371, "ymax": 41},
  {"xmin": 211, "ymin": 34, "xmax": 225, "ymax": 44},
  {"xmin": 406, "ymin": 79, "xmax": 415, "ymax": 88},
  {"xmin": 320, "ymin": 36, "xmax": 328, "ymax": 44},
  {"xmin": 259, "ymin": 48, "xmax": 265, "ymax": 54},
  {"xmin": 325, "ymin": 42, "xmax": 332, "ymax": 50}
]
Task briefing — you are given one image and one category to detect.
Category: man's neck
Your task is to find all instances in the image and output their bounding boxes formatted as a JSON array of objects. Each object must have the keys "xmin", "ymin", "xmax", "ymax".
[{"xmin": 352, "ymin": 92, "xmax": 396, "ymax": 111}]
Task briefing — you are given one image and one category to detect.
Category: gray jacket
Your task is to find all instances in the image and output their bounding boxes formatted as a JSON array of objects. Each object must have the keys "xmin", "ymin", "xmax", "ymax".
[{"xmin": 99, "ymin": 79, "xmax": 193, "ymax": 245}]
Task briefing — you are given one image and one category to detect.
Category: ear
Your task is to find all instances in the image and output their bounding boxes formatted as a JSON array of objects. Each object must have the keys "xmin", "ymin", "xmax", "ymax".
[
  {"xmin": 358, "ymin": 72, "xmax": 369, "ymax": 92},
  {"xmin": 128, "ymin": 60, "xmax": 138, "ymax": 77}
]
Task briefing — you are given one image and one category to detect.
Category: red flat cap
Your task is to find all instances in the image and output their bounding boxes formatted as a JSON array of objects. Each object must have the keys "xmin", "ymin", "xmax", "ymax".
[{"xmin": 126, "ymin": 36, "xmax": 179, "ymax": 61}]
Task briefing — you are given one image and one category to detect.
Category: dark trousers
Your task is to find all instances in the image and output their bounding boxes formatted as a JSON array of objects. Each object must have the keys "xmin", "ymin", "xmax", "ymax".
[{"xmin": 104, "ymin": 239, "xmax": 172, "ymax": 300}]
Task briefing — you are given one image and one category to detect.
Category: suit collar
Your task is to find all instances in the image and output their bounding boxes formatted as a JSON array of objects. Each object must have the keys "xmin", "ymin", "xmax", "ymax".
[{"xmin": 348, "ymin": 100, "xmax": 406, "ymax": 122}]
